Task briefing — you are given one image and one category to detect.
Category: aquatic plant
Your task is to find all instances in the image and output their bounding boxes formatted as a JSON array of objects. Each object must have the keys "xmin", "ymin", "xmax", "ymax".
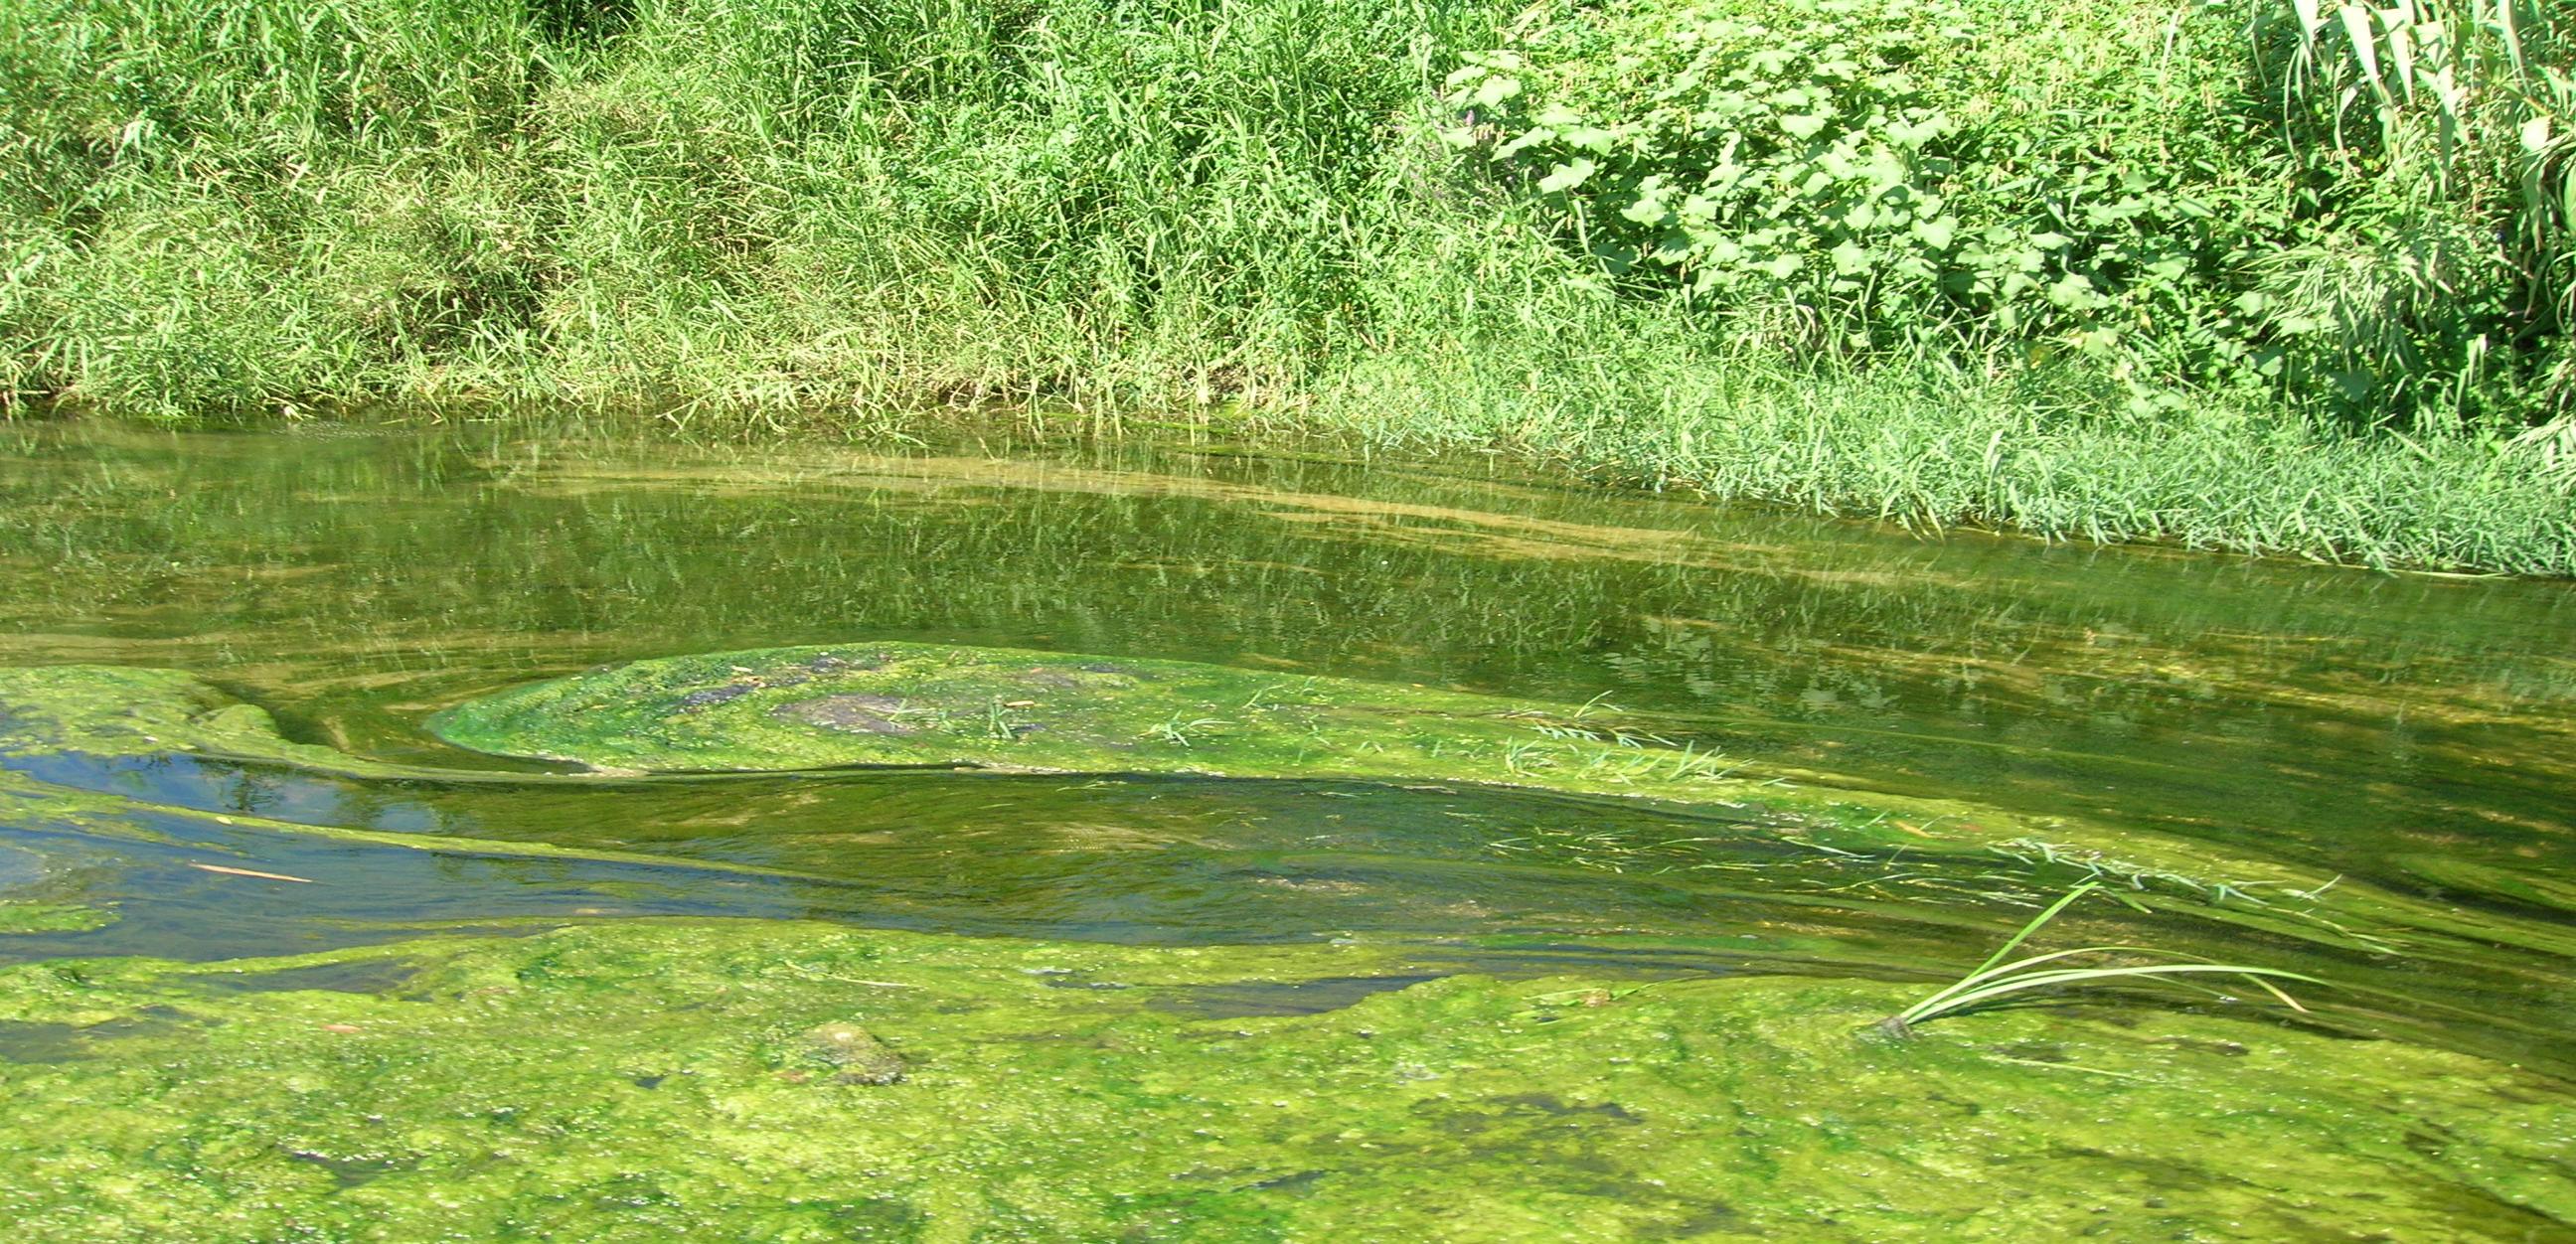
[
  {"xmin": 425, "ymin": 643, "xmax": 1851, "ymax": 818},
  {"xmin": 1991, "ymin": 838, "xmax": 2407, "ymax": 955},
  {"xmin": 1878, "ymin": 883, "xmax": 2324, "ymax": 1037}
]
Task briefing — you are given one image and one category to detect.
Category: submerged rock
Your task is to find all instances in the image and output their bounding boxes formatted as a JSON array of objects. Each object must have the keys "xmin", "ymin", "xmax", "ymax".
[
  {"xmin": 0, "ymin": 900, "xmax": 114, "ymax": 935},
  {"xmin": 2, "ymin": 661, "xmax": 2362, "ymax": 898},
  {"xmin": 673, "ymin": 685, "xmax": 755, "ymax": 711},
  {"xmin": 429, "ymin": 643, "xmax": 1808, "ymax": 815},
  {"xmin": 773, "ymin": 694, "xmax": 916, "ymax": 735},
  {"xmin": 798, "ymin": 1020, "xmax": 906, "ymax": 1085}
]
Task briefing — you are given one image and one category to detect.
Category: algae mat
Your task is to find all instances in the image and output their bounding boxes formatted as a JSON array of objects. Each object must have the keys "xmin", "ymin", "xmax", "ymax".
[
  {"xmin": 431, "ymin": 643, "xmax": 1872, "ymax": 820},
  {"xmin": 1, "ymin": 920, "xmax": 2568, "ymax": 1242},
  {"xmin": 7, "ymin": 662, "xmax": 2574, "ymax": 1238}
]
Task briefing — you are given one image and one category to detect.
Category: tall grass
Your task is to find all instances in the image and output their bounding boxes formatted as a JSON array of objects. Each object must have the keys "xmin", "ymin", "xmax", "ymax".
[
  {"xmin": 0, "ymin": 0, "xmax": 2570, "ymax": 573},
  {"xmin": 2262, "ymin": 0, "xmax": 2575, "ymax": 480}
]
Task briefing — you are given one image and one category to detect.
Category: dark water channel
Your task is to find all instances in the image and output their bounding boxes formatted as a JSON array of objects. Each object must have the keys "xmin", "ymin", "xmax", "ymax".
[{"xmin": 1, "ymin": 417, "xmax": 2570, "ymax": 1071}]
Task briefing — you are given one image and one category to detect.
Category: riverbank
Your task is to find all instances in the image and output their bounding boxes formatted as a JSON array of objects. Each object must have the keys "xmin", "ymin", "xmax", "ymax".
[{"xmin": 5, "ymin": 0, "xmax": 2571, "ymax": 573}]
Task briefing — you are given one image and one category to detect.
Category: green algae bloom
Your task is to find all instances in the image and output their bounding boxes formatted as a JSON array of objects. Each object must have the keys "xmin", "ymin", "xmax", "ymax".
[
  {"xmin": 5, "ymin": 658, "xmax": 2572, "ymax": 1237},
  {"xmin": 0, "ymin": 901, "xmax": 114, "ymax": 934},
  {"xmin": 0, "ymin": 666, "xmax": 876, "ymax": 883},
  {"xmin": 0, "ymin": 664, "xmax": 423, "ymax": 781},
  {"xmin": 0, "ymin": 920, "xmax": 2567, "ymax": 1240},
  {"xmin": 424, "ymin": 645, "xmax": 2486, "ymax": 908},
  {"xmin": 428, "ymin": 643, "xmax": 1773, "ymax": 796},
  {"xmin": 0, "ymin": 660, "xmax": 2523, "ymax": 985},
  {"xmin": 429, "ymin": 641, "xmax": 2038, "ymax": 861}
]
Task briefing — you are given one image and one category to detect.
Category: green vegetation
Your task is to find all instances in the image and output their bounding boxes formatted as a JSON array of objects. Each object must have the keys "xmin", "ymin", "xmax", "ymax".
[
  {"xmin": 0, "ymin": 664, "xmax": 907, "ymax": 880},
  {"xmin": 21, "ymin": 656, "xmax": 2570, "ymax": 1033},
  {"xmin": 430, "ymin": 641, "xmax": 1805, "ymax": 800},
  {"xmin": 2, "ymin": 919, "xmax": 2569, "ymax": 1240},
  {"xmin": 2, "ymin": 0, "xmax": 2572, "ymax": 571},
  {"xmin": 441, "ymin": 640, "xmax": 2275, "ymax": 864},
  {"xmin": 5, "ymin": 658, "xmax": 2574, "ymax": 1234},
  {"xmin": 0, "ymin": 663, "xmax": 387, "ymax": 773},
  {"xmin": 1448, "ymin": 0, "xmax": 2572, "ymax": 428},
  {"xmin": 425, "ymin": 642, "xmax": 2437, "ymax": 890},
  {"xmin": 1879, "ymin": 882, "xmax": 2322, "ymax": 1036},
  {"xmin": 0, "ymin": 900, "xmax": 114, "ymax": 934}
]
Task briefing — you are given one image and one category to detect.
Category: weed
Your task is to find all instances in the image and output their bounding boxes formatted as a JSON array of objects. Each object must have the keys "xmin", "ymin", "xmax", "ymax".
[
  {"xmin": 982, "ymin": 696, "xmax": 1035, "ymax": 741},
  {"xmin": 1877, "ymin": 883, "xmax": 2325, "ymax": 1037},
  {"xmin": 1501, "ymin": 738, "xmax": 1560, "ymax": 775},
  {"xmin": 1141, "ymin": 715, "xmax": 1228, "ymax": 747}
]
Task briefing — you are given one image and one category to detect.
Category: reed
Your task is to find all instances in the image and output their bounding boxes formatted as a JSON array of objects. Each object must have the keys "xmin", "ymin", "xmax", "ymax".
[{"xmin": 1878, "ymin": 883, "xmax": 2324, "ymax": 1037}]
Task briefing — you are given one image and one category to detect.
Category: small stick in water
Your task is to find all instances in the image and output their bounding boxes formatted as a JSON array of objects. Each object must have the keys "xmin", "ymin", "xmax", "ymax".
[{"xmin": 187, "ymin": 862, "xmax": 317, "ymax": 884}]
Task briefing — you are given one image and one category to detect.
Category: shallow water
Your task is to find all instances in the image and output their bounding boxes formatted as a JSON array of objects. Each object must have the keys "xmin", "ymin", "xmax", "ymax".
[{"xmin": 1, "ymin": 416, "xmax": 2571, "ymax": 1074}]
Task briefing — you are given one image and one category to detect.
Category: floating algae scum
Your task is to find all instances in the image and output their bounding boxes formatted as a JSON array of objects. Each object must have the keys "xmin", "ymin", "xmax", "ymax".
[
  {"xmin": 0, "ymin": 420, "xmax": 2572, "ymax": 1238},
  {"xmin": 431, "ymin": 641, "xmax": 1908, "ymax": 800}
]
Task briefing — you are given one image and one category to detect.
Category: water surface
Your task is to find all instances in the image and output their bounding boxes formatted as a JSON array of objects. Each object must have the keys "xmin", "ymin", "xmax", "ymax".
[{"xmin": 1, "ymin": 416, "xmax": 2569, "ymax": 1069}]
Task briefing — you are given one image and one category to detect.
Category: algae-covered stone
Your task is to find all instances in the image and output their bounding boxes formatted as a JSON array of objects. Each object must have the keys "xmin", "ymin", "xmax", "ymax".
[
  {"xmin": 0, "ymin": 920, "xmax": 2566, "ymax": 1241},
  {"xmin": 0, "ymin": 664, "xmax": 409, "ymax": 778},
  {"xmin": 0, "ymin": 661, "xmax": 2393, "ymax": 905},
  {"xmin": 797, "ymin": 1020, "xmax": 906, "ymax": 1085},
  {"xmin": 430, "ymin": 643, "xmax": 1806, "ymax": 809},
  {"xmin": 0, "ymin": 667, "xmax": 871, "ymax": 882},
  {"xmin": 0, "ymin": 900, "xmax": 113, "ymax": 934}
]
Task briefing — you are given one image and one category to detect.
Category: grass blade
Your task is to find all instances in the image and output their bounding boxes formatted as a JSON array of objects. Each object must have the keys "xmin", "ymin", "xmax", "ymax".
[{"xmin": 1881, "ymin": 883, "xmax": 2330, "ymax": 1036}]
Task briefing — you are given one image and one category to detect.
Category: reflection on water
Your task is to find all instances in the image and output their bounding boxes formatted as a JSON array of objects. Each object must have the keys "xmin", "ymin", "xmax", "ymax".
[{"xmin": 0, "ymin": 416, "xmax": 2571, "ymax": 1070}]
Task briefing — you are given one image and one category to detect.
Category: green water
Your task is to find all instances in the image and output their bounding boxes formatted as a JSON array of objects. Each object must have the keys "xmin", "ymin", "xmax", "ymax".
[{"xmin": 1, "ymin": 416, "xmax": 2571, "ymax": 1237}]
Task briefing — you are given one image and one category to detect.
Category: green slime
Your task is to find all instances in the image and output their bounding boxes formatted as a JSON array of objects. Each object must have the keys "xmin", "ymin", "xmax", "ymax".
[
  {"xmin": 428, "ymin": 644, "xmax": 2576, "ymax": 943},
  {"xmin": 426, "ymin": 643, "xmax": 2107, "ymax": 858},
  {"xmin": 3, "ymin": 662, "xmax": 2572, "ymax": 1238},
  {"xmin": 0, "ymin": 902, "xmax": 112, "ymax": 934},
  {"xmin": 0, "ymin": 664, "xmax": 379, "ymax": 774},
  {"xmin": 1, "ymin": 921, "xmax": 2568, "ymax": 1241},
  {"xmin": 428, "ymin": 642, "xmax": 1794, "ymax": 793}
]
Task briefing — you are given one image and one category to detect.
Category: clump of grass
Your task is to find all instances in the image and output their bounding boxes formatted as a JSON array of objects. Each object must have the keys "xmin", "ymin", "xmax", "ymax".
[
  {"xmin": 1140, "ymin": 715, "xmax": 1228, "ymax": 748},
  {"xmin": 1877, "ymin": 883, "xmax": 2324, "ymax": 1038}
]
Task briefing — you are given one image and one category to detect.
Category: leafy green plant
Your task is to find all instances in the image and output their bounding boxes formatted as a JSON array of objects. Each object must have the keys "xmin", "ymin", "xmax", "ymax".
[
  {"xmin": 1877, "ymin": 882, "xmax": 2324, "ymax": 1037},
  {"xmin": 1442, "ymin": 1, "xmax": 1981, "ymax": 351},
  {"xmin": 1444, "ymin": 0, "xmax": 2575, "ymax": 429},
  {"xmin": 1440, "ymin": 0, "xmax": 2300, "ymax": 404}
]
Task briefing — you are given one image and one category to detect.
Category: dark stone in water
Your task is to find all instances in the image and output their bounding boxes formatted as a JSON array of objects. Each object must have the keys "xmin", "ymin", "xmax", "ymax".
[
  {"xmin": 675, "ymin": 685, "xmax": 754, "ymax": 710},
  {"xmin": 775, "ymin": 695, "xmax": 915, "ymax": 735}
]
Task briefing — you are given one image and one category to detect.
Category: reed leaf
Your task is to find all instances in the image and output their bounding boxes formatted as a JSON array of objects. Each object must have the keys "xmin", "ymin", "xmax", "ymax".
[{"xmin": 1880, "ymin": 884, "xmax": 2327, "ymax": 1036}]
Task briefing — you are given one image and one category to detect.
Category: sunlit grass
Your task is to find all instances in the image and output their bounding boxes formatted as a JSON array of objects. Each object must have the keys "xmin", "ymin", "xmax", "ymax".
[
  {"xmin": 0, "ymin": 0, "xmax": 2568, "ymax": 573},
  {"xmin": 1878, "ymin": 882, "xmax": 2325, "ymax": 1037}
]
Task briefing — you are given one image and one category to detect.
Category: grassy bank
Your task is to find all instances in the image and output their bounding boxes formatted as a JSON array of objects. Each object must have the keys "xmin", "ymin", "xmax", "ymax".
[{"xmin": 2, "ymin": 0, "xmax": 2571, "ymax": 572}]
